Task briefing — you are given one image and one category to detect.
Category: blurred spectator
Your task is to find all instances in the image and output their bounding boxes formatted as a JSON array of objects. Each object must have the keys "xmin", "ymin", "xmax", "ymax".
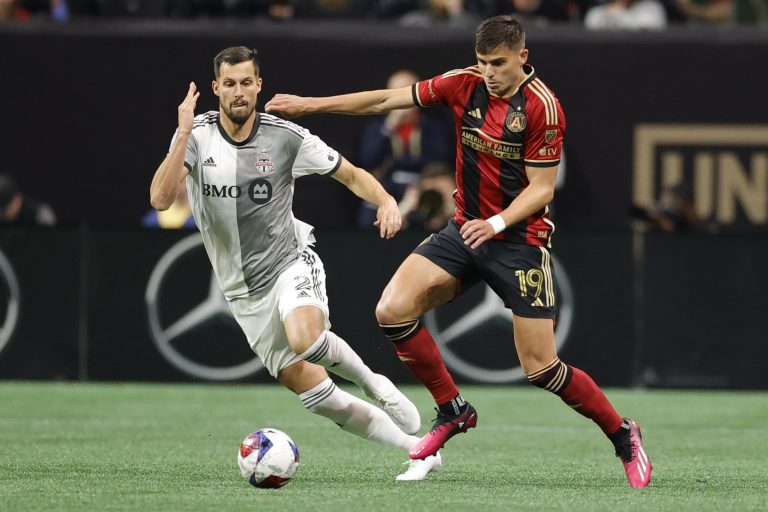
[
  {"xmin": 585, "ymin": 0, "xmax": 667, "ymax": 28},
  {"xmin": 733, "ymin": 0, "xmax": 767, "ymax": 22},
  {"xmin": 0, "ymin": 174, "xmax": 57, "ymax": 227},
  {"xmin": 294, "ymin": 0, "xmax": 372, "ymax": 18},
  {"xmin": 674, "ymin": 0, "xmax": 767, "ymax": 23},
  {"xmin": 373, "ymin": 0, "xmax": 419, "ymax": 19},
  {"xmin": 0, "ymin": 0, "xmax": 36, "ymax": 20},
  {"xmin": 399, "ymin": 0, "xmax": 489, "ymax": 27},
  {"xmin": 179, "ymin": 0, "xmax": 293, "ymax": 19},
  {"xmin": 494, "ymin": 0, "xmax": 574, "ymax": 24},
  {"xmin": 356, "ymin": 69, "xmax": 453, "ymax": 228},
  {"xmin": 630, "ymin": 184, "xmax": 704, "ymax": 232},
  {"xmin": 674, "ymin": 0, "xmax": 733, "ymax": 23},
  {"xmin": 141, "ymin": 179, "xmax": 195, "ymax": 229},
  {"xmin": 398, "ymin": 161, "xmax": 456, "ymax": 231}
]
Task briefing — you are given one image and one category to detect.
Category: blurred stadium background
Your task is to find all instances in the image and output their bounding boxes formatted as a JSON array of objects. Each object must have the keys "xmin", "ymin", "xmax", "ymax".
[{"xmin": 0, "ymin": 5, "xmax": 766, "ymax": 510}]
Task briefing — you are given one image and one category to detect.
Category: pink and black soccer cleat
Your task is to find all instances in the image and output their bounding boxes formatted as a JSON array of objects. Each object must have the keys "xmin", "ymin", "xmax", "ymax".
[
  {"xmin": 408, "ymin": 403, "xmax": 478, "ymax": 460},
  {"xmin": 615, "ymin": 418, "xmax": 653, "ymax": 487}
]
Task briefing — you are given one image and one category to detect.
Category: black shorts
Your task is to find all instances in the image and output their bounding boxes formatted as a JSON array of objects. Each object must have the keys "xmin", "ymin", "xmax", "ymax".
[{"xmin": 413, "ymin": 220, "xmax": 557, "ymax": 319}]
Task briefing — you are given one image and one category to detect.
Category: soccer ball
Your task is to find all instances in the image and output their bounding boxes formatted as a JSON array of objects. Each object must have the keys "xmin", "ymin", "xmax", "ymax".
[{"xmin": 238, "ymin": 428, "xmax": 300, "ymax": 488}]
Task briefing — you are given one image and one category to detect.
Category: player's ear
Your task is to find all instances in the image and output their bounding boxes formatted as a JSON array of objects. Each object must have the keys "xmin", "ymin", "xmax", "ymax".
[
  {"xmin": 519, "ymin": 48, "xmax": 529, "ymax": 65},
  {"xmin": 212, "ymin": 79, "xmax": 220, "ymax": 97},
  {"xmin": 256, "ymin": 76, "xmax": 263, "ymax": 93}
]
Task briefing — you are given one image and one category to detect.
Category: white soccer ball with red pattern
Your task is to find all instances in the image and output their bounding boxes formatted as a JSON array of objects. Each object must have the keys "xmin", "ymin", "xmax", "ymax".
[{"xmin": 238, "ymin": 428, "xmax": 300, "ymax": 488}]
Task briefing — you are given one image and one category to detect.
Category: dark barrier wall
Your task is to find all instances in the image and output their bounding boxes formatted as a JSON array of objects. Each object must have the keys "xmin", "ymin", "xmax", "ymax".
[
  {"xmin": 1, "ymin": 22, "xmax": 767, "ymax": 231},
  {"xmin": 1, "ymin": 228, "xmax": 766, "ymax": 388}
]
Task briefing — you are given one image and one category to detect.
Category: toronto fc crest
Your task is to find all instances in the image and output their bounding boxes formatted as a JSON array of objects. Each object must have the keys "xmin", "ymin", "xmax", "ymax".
[{"xmin": 255, "ymin": 152, "xmax": 275, "ymax": 175}]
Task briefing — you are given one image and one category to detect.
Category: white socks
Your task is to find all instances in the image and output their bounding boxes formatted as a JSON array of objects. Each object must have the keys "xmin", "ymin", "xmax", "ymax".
[
  {"xmin": 301, "ymin": 331, "xmax": 376, "ymax": 390},
  {"xmin": 299, "ymin": 378, "xmax": 417, "ymax": 450}
]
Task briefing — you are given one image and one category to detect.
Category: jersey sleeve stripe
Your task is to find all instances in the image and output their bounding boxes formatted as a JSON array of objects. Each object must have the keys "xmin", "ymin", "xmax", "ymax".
[
  {"xmin": 532, "ymin": 79, "xmax": 558, "ymax": 124},
  {"xmin": 412, "ymin": 83, "xmax": 424, "ymax": 107},
  {"xmin": 528, "ymin": 80, "xmax": 558, "ymax": 125},
  {"xmin": 260, "ymin": 118, "xmax": 305, "ymax": 139},
  {"xmin": 325, "ymin": 151, "xmax": 342, "ymax": 176},
  {"xmin": 441, "ymin": 67, "xmax": 483, "ymax": 79},
  {"xmin": 524, "ymin": 158, "xmax": 560, "ymax": 166}
]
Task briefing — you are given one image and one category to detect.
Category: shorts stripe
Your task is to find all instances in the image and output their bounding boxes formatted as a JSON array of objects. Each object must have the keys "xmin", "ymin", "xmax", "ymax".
[
  {"xmin": 539, "ymin": 247, "xmax": 555, "ymax": 308},
  {"xmin": 301, "ymin": 250, "xmax": 326, "ymax": 302}
]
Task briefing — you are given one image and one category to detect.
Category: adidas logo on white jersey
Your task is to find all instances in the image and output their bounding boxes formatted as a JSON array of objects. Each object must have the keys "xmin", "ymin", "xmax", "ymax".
[{"xmin": 203, "ymin": 157, "xmax": 217, "ymax": 167}]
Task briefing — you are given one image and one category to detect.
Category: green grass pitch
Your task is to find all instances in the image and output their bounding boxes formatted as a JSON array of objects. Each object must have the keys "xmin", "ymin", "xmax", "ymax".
[{"xmin": 1, "ymin": 382, "xmax": 766, "ymax": 511}]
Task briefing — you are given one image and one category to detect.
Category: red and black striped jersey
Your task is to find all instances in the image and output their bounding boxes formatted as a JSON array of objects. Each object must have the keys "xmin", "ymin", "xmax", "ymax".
[{"xmin": 412, "ymin": 64, "xmax": 565, "ymax": 247}]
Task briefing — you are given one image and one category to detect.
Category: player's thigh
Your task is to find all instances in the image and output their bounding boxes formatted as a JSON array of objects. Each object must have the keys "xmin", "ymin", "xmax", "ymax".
[
  {"xmin": 229, "ymin": 291, "xmax": 303, "ymax": 380},
  {"xmin": 377, "ymin": 253, "xmax": 458, "ymax": 322},
  {"xmin": 283, "ymin": 306, "xmax": 327, "ymax": 354},
  {"xmin": 277, "ymin": 360, "xmax": 329, "ymax": 394},
  {"xmin": 512, "ymin": 315, "xmax": 557, "ymax": 374},
  {"xmin": 481, "ymin": 243, "xmax": 557, "ymax": 319},
  {"xmin": 277, "ymin": 249, "xmax": 331, "ymax": 353},
  {"xmin": 378, "ymin": 222, "xmax": 473, "ymax": 322}
]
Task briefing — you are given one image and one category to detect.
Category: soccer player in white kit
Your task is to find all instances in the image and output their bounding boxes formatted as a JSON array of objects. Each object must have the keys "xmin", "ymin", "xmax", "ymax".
[{"xmin": 149, "ymin": 46, "xmax": 441, "ymax": 481}]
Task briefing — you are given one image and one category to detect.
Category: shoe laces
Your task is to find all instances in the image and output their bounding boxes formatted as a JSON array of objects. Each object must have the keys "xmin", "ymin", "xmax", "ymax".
[{"xmin": 429, "ymin": 407, "xmax": 457, "ymax": 429}]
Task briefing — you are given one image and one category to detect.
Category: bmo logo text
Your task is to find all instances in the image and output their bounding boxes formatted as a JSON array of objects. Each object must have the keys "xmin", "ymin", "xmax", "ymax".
[
  {"xmin": 201, "ymin": 179, "xmax": 273, "ymax": 204},
  {"xmin": 634, "ymin": 124, "xmax": 768, "ymax": 226}
]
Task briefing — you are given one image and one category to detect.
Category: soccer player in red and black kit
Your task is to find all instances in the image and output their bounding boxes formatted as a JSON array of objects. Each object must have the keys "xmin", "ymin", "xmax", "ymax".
[{"xmin": 266, "ymin": 15, "xmax": 652, "ymax": 487}]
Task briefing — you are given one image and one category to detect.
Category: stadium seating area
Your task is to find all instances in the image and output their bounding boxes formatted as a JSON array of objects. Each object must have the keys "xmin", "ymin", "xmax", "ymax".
[{"xmin": 3, "ymin": 0, "xmax": 767, "ymax": 25}]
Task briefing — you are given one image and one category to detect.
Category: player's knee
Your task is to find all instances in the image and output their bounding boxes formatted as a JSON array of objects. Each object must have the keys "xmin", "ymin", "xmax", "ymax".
[
  {"xmin": 526, "ymin": 358, "xmax": 572, "ymax": 395},
  {"xmin": 375, "ymin": 297, "xmax": 397, "ymax": 325},
  {"xmin": 278, "ymin": 360, "xmax": 328, "ymax": 395}
]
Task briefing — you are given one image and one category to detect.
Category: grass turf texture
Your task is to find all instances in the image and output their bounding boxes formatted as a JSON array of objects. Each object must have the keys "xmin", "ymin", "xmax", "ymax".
[{"xmin": 1, "ymin": 382, "xmax": 766, "ymax": 512}]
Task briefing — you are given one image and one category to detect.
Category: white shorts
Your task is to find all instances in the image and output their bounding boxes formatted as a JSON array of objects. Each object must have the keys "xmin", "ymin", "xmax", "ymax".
[{"xmin": 228, "ymin": 248, "xmax": 331, "ymax": 378}]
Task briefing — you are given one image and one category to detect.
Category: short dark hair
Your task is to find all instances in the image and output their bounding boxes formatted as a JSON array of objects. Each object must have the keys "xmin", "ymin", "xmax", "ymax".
[
  {"xmin": 475, "ymin": 16, "xmax": 525, "ymax": 55},
  {"xmin": 213, "ymin": 46, "xmax": 259, "ymax": 79}
]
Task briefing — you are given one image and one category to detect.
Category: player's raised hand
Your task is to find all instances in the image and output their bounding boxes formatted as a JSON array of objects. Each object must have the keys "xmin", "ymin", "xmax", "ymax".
[
  {"xmin": 374, "ymin": 197, "xmax": 402, "ymax": 239},
  {"xmin": 460, "ymin": 219, "xmax": 496, "ymax": 249},
  {"xmin": 265, "ymin": 94, "xmax": 309, "ymax": 118},
  {"xmin": 178, "ymin": 82, "xmax": 199, "ymax": 134}
]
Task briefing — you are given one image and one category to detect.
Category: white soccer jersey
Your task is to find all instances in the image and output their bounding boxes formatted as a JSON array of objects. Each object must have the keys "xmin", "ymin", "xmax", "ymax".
[{"xmin": 170, "ymin": 111, "xmax": 341, "ymax": 299}]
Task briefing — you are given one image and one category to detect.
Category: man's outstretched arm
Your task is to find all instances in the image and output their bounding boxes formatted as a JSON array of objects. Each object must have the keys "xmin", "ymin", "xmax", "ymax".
[{"xmin": 265, "ymin": 86, "xmax": 414, "ymax": 118}]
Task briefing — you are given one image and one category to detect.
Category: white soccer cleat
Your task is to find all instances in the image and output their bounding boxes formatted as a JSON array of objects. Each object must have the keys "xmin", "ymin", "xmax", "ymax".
[
  {"xmin": 364, "ymin": 374, "xmax": 421, "ymax": 435},
  {"xmin": 396, "ymin": 451, "xmax": 443, "ymax": 481}
]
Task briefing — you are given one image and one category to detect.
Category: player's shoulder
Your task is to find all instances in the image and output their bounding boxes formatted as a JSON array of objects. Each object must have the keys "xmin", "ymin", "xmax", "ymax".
[
  {"xmin": 440, "ymin": 65, "xmax": 484, "ymax": 81},
  {"xmin": 523, "ymin": 73, "xmax": 559, "ymax": 107},
  {"xmin": 192, "ymin": 111, "xmax": 219, "ymax": 129},
  {"xmin": 523, "ymin": 73, "xmax": 562, "ymax": 124},
  {"xmin": 259, "ymin": 113, "xmax": 307, "ymax": 139}
]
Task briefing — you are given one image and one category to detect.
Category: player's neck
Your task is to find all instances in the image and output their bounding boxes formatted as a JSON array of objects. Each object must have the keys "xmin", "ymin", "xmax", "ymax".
[{"xmin": 220, "ymin": 111, "xmax": 257, "ymax": 142}]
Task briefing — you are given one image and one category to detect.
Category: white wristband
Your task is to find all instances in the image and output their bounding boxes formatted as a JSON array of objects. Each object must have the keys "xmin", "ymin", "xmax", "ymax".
[{"xmin": 486, "ymin": 214, "xmax": 506, "ymax": 235}]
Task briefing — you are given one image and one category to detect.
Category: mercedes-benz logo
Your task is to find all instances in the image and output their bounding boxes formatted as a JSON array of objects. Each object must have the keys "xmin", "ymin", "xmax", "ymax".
[
  {"xmin": 0, "ymin": 247, "xmax": 20, "ymax": 356},
  {"xmin": 423, "ymin": 255, "xmax": 573, "ymax": 383},
  {"xmin": 145, "ymin": 234, "xmax": 265, "ymax": 381}
]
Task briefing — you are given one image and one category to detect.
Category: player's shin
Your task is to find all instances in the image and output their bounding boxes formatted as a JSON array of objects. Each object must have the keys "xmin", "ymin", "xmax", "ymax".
[
  {"xmin": 380, "ymin": 319, "xmax": 460, "ymax": 405},
  {"xmin": 527, "ymin": 358, "xmax": 623, "ymax": 436},
  {"xmin": 299, "ymin": 377, "xmax": 414, "ymax": 450}
]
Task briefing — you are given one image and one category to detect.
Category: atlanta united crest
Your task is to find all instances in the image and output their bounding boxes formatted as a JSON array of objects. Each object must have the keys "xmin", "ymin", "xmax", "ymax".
[
  {"xmin": 506, "ymin": 111, "xmax": 527, "ymax": 133},
  {"xmin": 255, "ymin": 152, "xmax": 275, "ymax": 175}
]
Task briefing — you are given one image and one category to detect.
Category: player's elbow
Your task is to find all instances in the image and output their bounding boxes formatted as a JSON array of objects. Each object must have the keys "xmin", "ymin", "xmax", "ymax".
[{"xmin": 150, "ymin": 192, "xmax": 172, "ymax": 211}]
